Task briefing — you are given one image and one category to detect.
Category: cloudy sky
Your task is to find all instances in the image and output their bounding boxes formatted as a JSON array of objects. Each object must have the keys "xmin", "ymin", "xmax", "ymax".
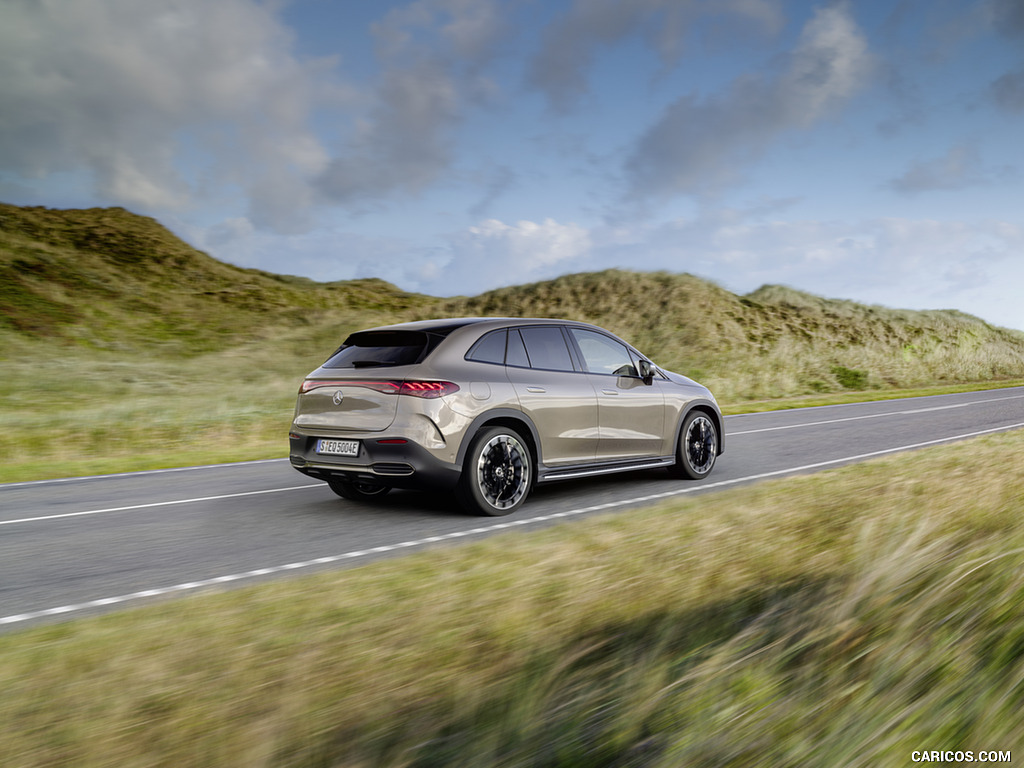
[{"xmin": 2, "ymin": 0, "xmax": 1023, "ymax": 329}]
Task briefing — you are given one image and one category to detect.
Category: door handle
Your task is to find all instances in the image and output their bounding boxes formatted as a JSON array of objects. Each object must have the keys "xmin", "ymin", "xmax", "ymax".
[
  {"xmin": 526, "ymin": 386, "xmax": 546, "ymax": 393},
  {"xmin": 602, "ymin": 390, "xmax": 619, "ymax": 396}
]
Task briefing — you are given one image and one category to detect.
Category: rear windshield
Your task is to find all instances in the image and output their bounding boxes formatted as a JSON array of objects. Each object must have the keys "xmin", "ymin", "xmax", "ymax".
[{"xmin": 323, "ymin": 330, "xmax": 432, "ymax": 369}]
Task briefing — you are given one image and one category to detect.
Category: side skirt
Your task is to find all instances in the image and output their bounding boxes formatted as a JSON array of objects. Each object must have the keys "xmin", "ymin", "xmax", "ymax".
[{"xmin": 537, "ymin": 456, "xmax": 676, "ymax": 483}]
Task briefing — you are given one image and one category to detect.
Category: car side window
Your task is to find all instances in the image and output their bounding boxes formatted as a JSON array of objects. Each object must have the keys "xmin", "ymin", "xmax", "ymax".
[
  {"xmin": 466, "ymin": 329, "xmax": 507, "ymax": 364},
  {"xmin": 569, "ymin": 328, "xmax": 638, "ymax": 377},
  {"xmin": 506, "ymin": 328, "xmax": 530, "ymax": 368},
  {"xmin": 518, "ymin": 326, "xmax": 575, "ymax": 372}
]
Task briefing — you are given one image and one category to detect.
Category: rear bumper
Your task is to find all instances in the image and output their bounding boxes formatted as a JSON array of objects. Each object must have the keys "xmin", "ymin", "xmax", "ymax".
[{"xmin": 289, "ymin": 431, "xmax": 461, "ymax": 490}]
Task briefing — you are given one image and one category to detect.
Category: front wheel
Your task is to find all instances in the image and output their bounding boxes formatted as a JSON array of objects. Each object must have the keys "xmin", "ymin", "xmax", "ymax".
[
  {"xmin": 457, "ymin": 426, "xmax": 533, "ymax": 516},
  {"xmin": 669, "ymin": 411, "xmax": 718, "ymax": 480},
  {"xmin": 327, "ymin": 479, "xmax": 391, "ymax": 501}
]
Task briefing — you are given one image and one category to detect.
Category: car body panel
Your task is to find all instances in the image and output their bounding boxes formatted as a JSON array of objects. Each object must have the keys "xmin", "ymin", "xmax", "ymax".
[
  {"xmin": 588, "ymin": 372, "xmax": 667, "ymax": 459},
  {"xmin": 505, "ymin": 364, "xmax": 600, "ymax": 466},
  {"xmin": 289, "ymin": 317, "xmax": 723, "ymax": 503}
]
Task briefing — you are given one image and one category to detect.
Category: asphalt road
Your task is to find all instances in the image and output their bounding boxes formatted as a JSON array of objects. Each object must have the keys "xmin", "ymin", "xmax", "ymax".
[{"xmin": 3, "ymin": 386, "xmax": 1024, "ymax": 631}]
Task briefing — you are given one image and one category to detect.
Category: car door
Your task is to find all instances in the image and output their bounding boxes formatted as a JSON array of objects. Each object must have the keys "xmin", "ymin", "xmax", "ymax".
[
  {"xmin": 504, "ymin": 326, "xmax": 599, "ymax": 466},
  {"xmin": 566, "ymin": 327, "xmax": 666, "ymax": 460}
]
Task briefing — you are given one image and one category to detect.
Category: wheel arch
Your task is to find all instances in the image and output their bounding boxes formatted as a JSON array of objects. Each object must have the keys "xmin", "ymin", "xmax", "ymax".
[
  {"xmin": 455, "ymin": 408, "xmax": 542, "ymax": 470},
  {"xmin": 673, "ymin": 401, "xmax": 725, "ymax": 457}
]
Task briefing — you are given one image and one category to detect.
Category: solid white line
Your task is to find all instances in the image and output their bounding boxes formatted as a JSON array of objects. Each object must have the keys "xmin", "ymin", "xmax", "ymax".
[
  {"xmin": 0, "ymin": 458, "xmax": 290, "ymax": 490},
  {"xmin": 729, "ymin": 394, "xmax": 1024, "ymax": 436},
  {"xmin": 724, "ymin": 386, "xmax": 1024, "ymax": 418},
  {"xmin": 4, "ymin": 420, "xmax": 1023, "ymax": 628},
  {"xmin": 0, "ymin": 485, "xmax": 322, "ymax": 526}
]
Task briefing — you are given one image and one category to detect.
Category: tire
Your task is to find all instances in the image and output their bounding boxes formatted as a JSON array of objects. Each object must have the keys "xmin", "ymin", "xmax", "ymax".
[
  {"xmin": 456, "ymin": 426, "xmax": 534, "ymax": 516},
  {"xmin": 327, "ymin": 478, "xmax": 391, "ymax": 501},
  {"xmin": 669, "ymin": 410, "xmax": 718, "ymax": 480}
]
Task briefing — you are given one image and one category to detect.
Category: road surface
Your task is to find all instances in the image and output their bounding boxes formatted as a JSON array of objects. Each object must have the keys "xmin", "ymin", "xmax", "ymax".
[{"xmin": 2, "ymin": 386, "xmax": 1023, "ymax": 630}]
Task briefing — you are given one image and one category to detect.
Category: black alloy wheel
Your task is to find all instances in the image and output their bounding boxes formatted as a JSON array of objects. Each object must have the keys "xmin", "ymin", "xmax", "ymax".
[
  {"xmin": 670, "ymin": 411, "xmax": 718, "ymax": 479},
  {"xmin": 457, "ymin": 426, "xmax": 533, "ymax": 516}
]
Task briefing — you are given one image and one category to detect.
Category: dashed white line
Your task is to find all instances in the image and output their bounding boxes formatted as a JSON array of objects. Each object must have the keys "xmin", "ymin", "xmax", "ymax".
[{"xmin": 4, "ymin": 420, "xmax": 1023, "ymax": 628}]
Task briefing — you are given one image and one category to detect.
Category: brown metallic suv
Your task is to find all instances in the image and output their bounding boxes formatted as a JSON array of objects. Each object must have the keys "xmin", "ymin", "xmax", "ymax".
[{"xmin": 289, "ymin": 318, "xmax": 723, "ymax": 515}]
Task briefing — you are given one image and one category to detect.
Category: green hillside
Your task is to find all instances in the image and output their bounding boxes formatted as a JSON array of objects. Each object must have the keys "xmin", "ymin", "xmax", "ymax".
[
  {"xmin": 1, "ymin": 202, "xmax": 1022, "ymax": 481},
  {"xmin": 0, "ymin": 202, "xmax": 431, "ymax": 356},
  {"xmin": 432, "ymin": 270, "xmax": 1024, "ymax": 400}
]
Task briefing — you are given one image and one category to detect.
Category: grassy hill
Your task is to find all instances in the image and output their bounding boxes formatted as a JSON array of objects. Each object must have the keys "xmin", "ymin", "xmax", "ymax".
[
  {"xmin": 0, "ymin": 202, "xmax": 432, "ymax": 355},
  {"xmin": 431, "ymin": 271, "xmax": 1024, "ymax": 401},
  {"xmin": 1, "ymin": 202, "xmax": 1023, "ymax": 481}
]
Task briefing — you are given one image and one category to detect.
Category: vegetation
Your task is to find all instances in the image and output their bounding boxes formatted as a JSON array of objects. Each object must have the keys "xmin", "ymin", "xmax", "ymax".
[
  {"xmin": 431, "ymin": 271, "xmax": 1024, "ymax": 401},
  {"xmin": 2, "ymin": 202, "xmax": 1023, "ymax": 483},
  {"xmin": 2, "ymin": 430, "xmax": 1023, "ymax": 766},
  {"xmin": 3, "ymin": 205, "xmax": 1022, "ymax": 764}
]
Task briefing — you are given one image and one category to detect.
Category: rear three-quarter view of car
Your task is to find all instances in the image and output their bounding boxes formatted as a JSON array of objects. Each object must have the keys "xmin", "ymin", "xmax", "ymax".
[{"xmin": 289, "ymin": 318, "xmax": 723, "ymax": 515}]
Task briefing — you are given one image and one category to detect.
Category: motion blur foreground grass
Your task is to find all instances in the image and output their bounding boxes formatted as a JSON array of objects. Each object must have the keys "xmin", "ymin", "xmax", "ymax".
[{"xmin": 3, "ymin": 430, "xmax": 1023, "ymax": 767}]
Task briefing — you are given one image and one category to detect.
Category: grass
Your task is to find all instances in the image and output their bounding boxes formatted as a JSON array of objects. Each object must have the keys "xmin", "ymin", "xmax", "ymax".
[
  {"xmin": 718, "ymin": 377, "xmax": 1024, "ymax": 415},
  {"xmin": 4, "ymin": 204, "xmax": 1024, "ymax": 483},
  {"xmin": 2, "ymin": 429, "xmax": 1023, "ymax": 766},
  {"xmin": 2, "ymin": 343, "xmax": 1019, "ymax": 483}
]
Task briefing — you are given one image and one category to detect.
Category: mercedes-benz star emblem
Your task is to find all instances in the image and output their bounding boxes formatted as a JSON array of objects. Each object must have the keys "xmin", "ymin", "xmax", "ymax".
[{"xmin": 332, "ymin": 390, "xmax": 344, "ymax": 406}]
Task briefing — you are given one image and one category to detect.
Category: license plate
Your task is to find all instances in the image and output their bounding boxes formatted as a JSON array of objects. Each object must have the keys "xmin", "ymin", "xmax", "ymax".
[{"xmin": 315, "ymin": 438, "xmax": 360, "ymax": 457}]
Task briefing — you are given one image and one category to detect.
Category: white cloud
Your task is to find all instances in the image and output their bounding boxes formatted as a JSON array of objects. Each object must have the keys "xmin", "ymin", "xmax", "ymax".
[
  {"xmin": 624, "ymin": 3, "xmax": 871, "ymax": 201},
  {"xmin": 888, "ymin": 145, "xmax": 1018, "ymax": 195},
  {"xmin": 527, "ymin": 0, "xmax": 784, "ymax": 112},
  {"xmin": 419, "ymin": 218, "xmax": 592, "ymax": 294},
  {"xmin": 0, "ymin": 0, "xmax": 344, "ymax": 229},
  {"xmin": 316, "ymin": 0, "xmax": 508, "ymax": 205},
  {"xmin": 988, "ymin": 0, "xmax": 1024, "ymax": 111}
]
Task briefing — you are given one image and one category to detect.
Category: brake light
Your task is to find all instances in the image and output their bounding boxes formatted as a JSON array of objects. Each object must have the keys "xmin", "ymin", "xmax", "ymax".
[
  {"xmin": 299, "ymin": 380, "xmax": 459, "ymax": 398},
  {"xmin": 398, "ymin": 381, "xmax": 460, "ymax": 398}
]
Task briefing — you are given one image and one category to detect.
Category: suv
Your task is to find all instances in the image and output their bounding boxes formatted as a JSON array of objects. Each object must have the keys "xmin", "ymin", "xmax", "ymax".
[{"xmin": 289, "ymin": 318, "xmax": 723, "ymax": 515}]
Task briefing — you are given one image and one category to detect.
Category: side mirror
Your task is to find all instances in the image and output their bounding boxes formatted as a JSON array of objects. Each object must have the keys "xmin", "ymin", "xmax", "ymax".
[{"xmin": 638, "ymin": 359, "xmax": 655, "ymax": 385}]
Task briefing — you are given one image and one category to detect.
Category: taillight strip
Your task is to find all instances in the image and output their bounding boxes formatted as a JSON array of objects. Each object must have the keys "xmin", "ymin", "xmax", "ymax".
[
  {"xmin": 299, "ymin": 380, "xmax": 401, "ymax": 395},
  {"xmin": 299, "ymin": 380, "xmax": 459, "ymax": 398}
]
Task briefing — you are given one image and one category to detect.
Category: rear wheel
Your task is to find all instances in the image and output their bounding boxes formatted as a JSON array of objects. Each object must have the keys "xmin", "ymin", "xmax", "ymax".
[
  {"xmin": 327, "ymin": 479, "xmax": 391, "ymax": 501},
  {"xmin": 457, "ymin": 426, "xmax": 533, "ymax": 516},
  {"xmin": 669, "ymin": 411, "xmax": 718, "ymax": 479}
]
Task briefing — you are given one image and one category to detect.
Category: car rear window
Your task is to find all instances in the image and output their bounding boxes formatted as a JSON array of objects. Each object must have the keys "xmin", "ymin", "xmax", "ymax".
[{"xmin": 323, "ymin": 330, "xmax": 432, "ymax": 369}]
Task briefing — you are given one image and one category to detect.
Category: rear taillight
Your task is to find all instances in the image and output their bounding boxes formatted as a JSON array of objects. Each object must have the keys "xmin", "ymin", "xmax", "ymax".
[
  {"xmin": 299, "ymin": 380, "xmax": 459, "ymax": 398},
  {"xmin": 398, "ymin": 381, "xmax": 459, "ymax": 398}
]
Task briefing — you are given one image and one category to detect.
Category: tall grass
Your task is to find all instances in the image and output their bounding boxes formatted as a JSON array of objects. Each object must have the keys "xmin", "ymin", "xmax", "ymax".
[
  {"xmin": 2, "ymin": 430, "xmax": 1023, "ymax": 766},
  {"xmin": 4, "ymin": 203, "xmax": 1024, "ymax": 482}
]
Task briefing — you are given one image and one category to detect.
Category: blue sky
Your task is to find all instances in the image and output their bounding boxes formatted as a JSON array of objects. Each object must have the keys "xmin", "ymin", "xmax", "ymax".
[{"xmin": 2, "ymin": 0, "xmax": 1024, "ymax": 329}]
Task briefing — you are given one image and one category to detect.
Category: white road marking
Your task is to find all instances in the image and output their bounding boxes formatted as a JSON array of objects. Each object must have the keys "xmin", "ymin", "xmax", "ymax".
[
  {"xmin": 724, "ymin": 386, "xmax": 1024, "ymax": 418},
  {"xmin": 4, "ymin": 420, "xmax": 1023, "ymax": 628},
  {"xmin": 0, "ymin": 458, "xmax": 290, "ymax": 490},
  {"xmin": 0, "ymin": 485, "xmax": 322, "ymax": 526},
  {"xmin": 729, "ymin": 394, "xmax": 1024, "ymax": 435}
]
